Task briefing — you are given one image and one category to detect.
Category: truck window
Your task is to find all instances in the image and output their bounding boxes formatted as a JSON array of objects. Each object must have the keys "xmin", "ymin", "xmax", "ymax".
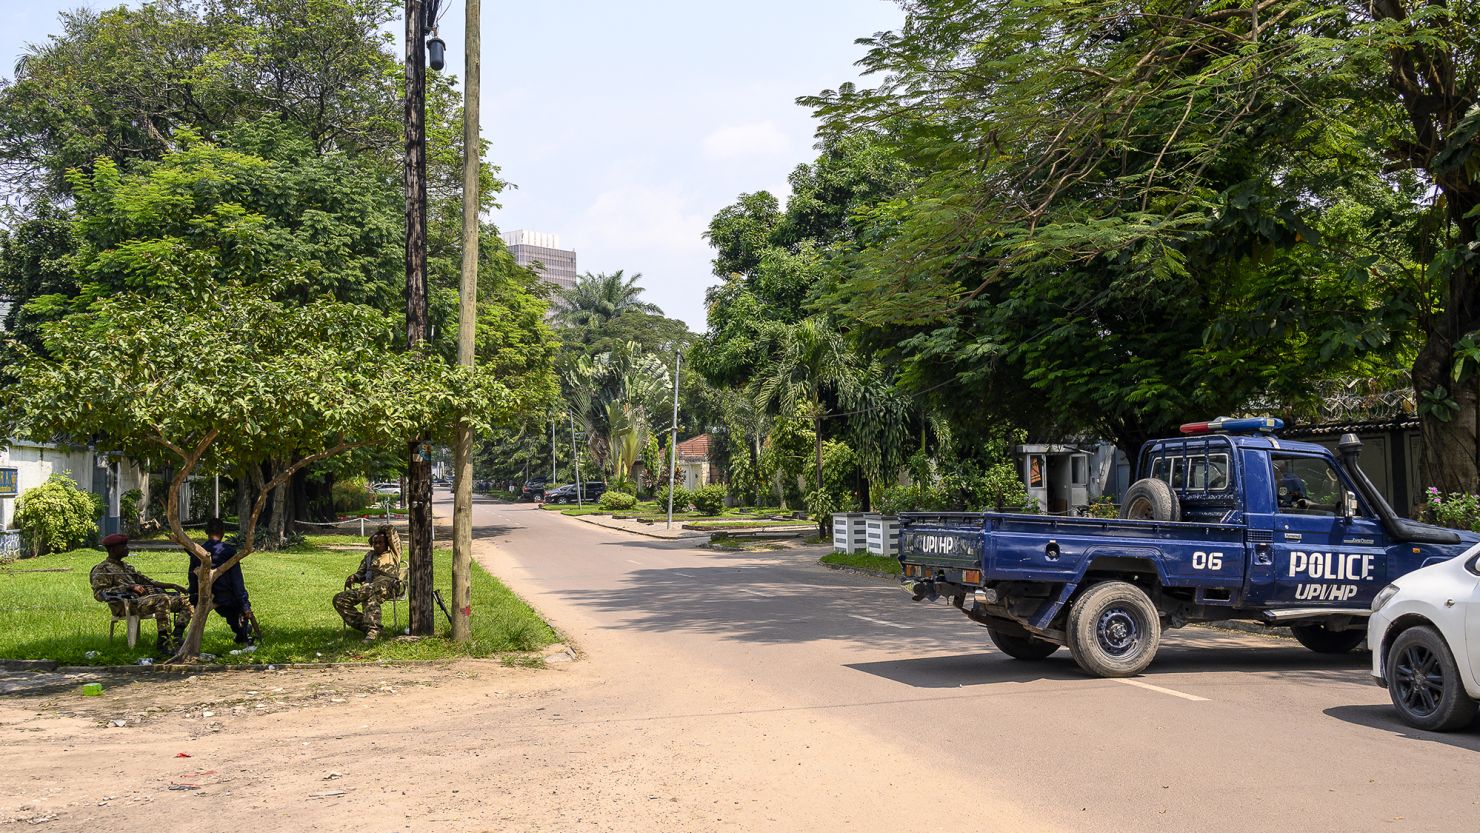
[
  {"xmin": 1271, "ymin": 455, "xmax": 1343, "ymax": 516},
  {"xmin": 1186, "ymin": 453, "xmax": 1230, "ymax": 491}
]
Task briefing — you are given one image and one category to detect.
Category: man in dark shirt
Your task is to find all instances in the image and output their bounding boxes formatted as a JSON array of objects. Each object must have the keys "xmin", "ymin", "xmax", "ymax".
[{"xmin": 187, "ymin": 518, "xmax": 254, "ymax": 644}]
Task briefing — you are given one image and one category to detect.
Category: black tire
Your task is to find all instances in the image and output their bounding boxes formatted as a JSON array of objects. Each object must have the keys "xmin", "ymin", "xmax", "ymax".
[
  {"xmin": 1066, "ymin": 581, "xmax": 1162, "ymax": 677},
  {"xmin": 988, "ymin": 626, "xmax": 1060, "ymax": 661},
  {"xmin": 1119, "ymin": 478, "xmax": 1180, "ymax": 522},
  {"xmin": 1291, "ymin": 623, "xmax": 1366, "ymax": 654},
  {"xmin": 1386, "ymin": 625, "xmax": 1478, "ymax": 732}
]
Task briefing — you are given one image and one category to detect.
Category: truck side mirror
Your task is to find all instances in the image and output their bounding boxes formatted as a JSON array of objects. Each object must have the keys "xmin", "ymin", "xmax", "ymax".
[{"xmin": 1344, "ymin": 490, "xmax": 1359, "ymax": 519}]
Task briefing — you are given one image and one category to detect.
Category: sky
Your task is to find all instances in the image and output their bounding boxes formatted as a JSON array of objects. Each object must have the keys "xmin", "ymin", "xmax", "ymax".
[{"xmin": 1, "ymin": 0, "xmax": 907, "ymax": 330}]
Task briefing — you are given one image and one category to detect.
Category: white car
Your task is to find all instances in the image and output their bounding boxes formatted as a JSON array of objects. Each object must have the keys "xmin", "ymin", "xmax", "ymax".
[
  {"xmin": 1368, "ymin": 545, "xmax": 1480, "ymax": 731},
  {"xmin": 372, "ymin": 482, "xmax": 402, "ymax": 496}
]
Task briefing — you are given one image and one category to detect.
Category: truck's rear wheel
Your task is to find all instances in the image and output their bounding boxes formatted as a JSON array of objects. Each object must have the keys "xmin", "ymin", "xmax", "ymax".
[
  {"xmin": 1291, "ymin": 623, "xmax": 1365, "ymax": 654},
  {"xmin": 1066, "ymin": 581, "xmax": 1161, "ymax": 677},
  {"xmin": 987, "ymin": 626, "xmax": 1059, "ymax": 661}
]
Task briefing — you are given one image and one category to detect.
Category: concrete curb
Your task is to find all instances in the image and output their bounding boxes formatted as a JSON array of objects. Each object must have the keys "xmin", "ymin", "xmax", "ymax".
[
  {"xmin": 563, "ymin": 512, "xmax": 710, "ymax": 541},
  {"xmin": 819, "ymin": 562, "xmax": 899, "ymax": 582}
]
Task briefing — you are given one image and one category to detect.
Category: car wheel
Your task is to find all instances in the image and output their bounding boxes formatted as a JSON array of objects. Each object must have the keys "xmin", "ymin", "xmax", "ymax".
[
  {"xmin": 987, "ymin": 626, "xmax": 1060, "ymax": 661},
  {"xmin": 1291, "ymin": 623, "xmax": 1366, "ymax": 654},
  {"xmin": 1118, "ymin": 478, "xmax": 1180, "ymax": 522},
  {"xmin": 1387, "ymin": 625, "xmax": 1479, "ymax": 732},
  {"xmin": 1066, "ymin": 580, "xmax": 1162, "ymax": 677}
]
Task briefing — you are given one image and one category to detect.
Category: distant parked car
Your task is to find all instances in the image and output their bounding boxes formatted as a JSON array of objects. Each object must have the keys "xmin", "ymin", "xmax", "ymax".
[
  {"xmin": 372, "ymin": 482, "xmax": 401, "ymax": 496},
  {"xmin": 1368, "ymin": 546, "xmax": 1480, "ymax": 731},
  {"xmin": 547, "ymin": 481, "xmax": 606, "ymax": 505},
  {"xmin": 519, "ymin": 479, "xmax": 548, "ymax": 502}
]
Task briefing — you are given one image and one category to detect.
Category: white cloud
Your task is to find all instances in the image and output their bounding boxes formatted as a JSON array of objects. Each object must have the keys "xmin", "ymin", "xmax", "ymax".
[
  {"xmin": 572, "ymin": 185, "xmax": 710, "ymax": 254},
  {"xmin": 701, "ymin": 121, "xmax": 791, "ymax": 160}
]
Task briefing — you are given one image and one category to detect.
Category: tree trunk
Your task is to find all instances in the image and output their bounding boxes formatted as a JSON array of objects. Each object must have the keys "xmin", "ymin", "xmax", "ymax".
[
  {"xmin": 235, "ymin": 467, "xmax": 251, "ymax": 533},
  {"xmin": 407, "ymin": 440, "xmax": 435, "ymax": 635},
  {"xmin": 1414, "ymin": 336, "xmax": 1480, "ymax": 495},
  {"xmin": 268, "ymin": 462, "xmax": 287, "ymax": 547},
  {"xmin": 814, "ymin": 413, "xmax": 824, "ymax": 496}
]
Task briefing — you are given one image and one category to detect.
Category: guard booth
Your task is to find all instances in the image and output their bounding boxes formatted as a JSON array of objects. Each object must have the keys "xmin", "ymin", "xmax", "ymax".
[{"xmin": 1015, "ymin": 444, "xmax": 1091, "ymax": 514}]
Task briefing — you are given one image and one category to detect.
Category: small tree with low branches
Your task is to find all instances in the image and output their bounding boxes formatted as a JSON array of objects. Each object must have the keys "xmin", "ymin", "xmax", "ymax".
[{"xmin": 2, "ymin": 288, "xmax": 508, "ymax": 661}]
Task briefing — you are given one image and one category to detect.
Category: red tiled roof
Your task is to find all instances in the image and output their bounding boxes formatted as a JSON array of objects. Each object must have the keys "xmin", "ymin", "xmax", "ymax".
[{"xmin": 675, "ymin": 434, "xmax": 710, "ymax": 461}]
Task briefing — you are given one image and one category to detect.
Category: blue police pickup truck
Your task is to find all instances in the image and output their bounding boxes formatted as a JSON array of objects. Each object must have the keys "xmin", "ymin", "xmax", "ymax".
[{"xmin": 897, "ymin": 418, "xmax": 1479, "ymax": 678}]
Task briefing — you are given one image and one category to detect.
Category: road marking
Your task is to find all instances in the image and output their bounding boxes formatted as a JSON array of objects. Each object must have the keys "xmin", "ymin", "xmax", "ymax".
[
  {"xmin": 674, "ymin": 572, "xmax": 695, "ymax": 578},
  {"xmin": 1112, "ymin": 678, "xmax": 1209, "ymax": 702},
  {"xmin": 847, "ymin": 613, "xmax": 912, "ymax": 630},
  {"xmin": 737, "ymin": 588, "xmax": 768, "ymax": 597}
]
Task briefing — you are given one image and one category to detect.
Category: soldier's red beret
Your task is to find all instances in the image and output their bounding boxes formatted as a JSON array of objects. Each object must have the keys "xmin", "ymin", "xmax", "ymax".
[{"xmin": 101, "ymin": 533, "xmax": 129, "ymax": 547}]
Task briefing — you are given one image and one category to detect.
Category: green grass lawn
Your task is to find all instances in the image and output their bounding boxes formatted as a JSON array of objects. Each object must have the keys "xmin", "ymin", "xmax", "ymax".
[
  {"xmin": 820, "ymin": 551, "xmax": 902, "ymax": 577},
  {"xmin": 0, "ymin": 544, "xmax": 557, "ymax": 666}
]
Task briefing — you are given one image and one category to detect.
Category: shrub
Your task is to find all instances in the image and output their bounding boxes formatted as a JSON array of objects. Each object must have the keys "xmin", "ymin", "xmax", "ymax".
[
  {"xmin": 598, "ymin": 490, "xmax": 638, "ymax": 511},
  {"xmin": 1425, "ymin": 488, "xmax": 1480, "ymax": 531},
  {"xmin": 1085, "ymin": 496, "xmax": 1119, "ymax": 519},
  {"xmin": 656, "ymin": 483, "xmax": 692, "ymax": 512},
  {"xmin": 691, "ymin": 484, "xmax": 728, "ymax": 516},
  {"xmin": 333, "ymin": 476, "xmax": 377, "ymax": 513},
  {"xmin": 14, "ymin": 474, "xmax": 102, "ymax": 557},
  {"xmin": 877, "ymin": 483, "xmax": 945, "ymax": 515},
  {"xmin": 120, "ymin": 488, "xmax": 145, "ymax": 536},
  {"xmin": 806, "ymin": 487, "xmax": 860, "ymax": 536}
]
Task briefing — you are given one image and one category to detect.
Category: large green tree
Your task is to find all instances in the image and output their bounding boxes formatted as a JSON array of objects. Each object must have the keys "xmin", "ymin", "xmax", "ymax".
[
  {"xmin": 2, "ymin": 289, "xmax": 505, "ymax": 660},
  {"xmin": 800, "ymin": 0, "xmax": 1449, "ymax": 466}
]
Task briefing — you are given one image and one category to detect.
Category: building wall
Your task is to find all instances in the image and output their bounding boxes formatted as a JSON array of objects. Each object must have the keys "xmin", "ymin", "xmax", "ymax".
[
  {"xmin": 502, "ymin": 230, "xmax": 578, "ymax": 291},
  {"xmin": 0, "ymin": 441, "xmax": 148, "ymax": 533}
]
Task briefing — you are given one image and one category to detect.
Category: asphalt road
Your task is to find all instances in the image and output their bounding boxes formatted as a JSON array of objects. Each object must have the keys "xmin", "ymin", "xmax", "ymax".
[{"xmin": 465, "ymin": 496, "xmax": 1480, "ymax": 832}]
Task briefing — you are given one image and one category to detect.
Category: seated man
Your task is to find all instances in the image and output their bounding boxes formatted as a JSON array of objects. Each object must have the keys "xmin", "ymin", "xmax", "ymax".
[
  {"xmin": 332, "ymin": 526, "xmax": 403, "ymax": 640},
  {"xmin": 90, "ymin": 533, "xmax": 193, "ymax": 653},
  {"xmin": 186, "ymin": 518, "xmax": 254, "ymax": 644}
]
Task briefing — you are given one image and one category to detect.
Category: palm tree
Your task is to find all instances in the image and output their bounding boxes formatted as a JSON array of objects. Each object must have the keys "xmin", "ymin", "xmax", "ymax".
[
  {"xmin": 749, "ymin": 317, "xmax": 861, "ymax": 502},
  {"xmin": 554, "ymin": 270, "xmax": 660, "ymax": 330}
]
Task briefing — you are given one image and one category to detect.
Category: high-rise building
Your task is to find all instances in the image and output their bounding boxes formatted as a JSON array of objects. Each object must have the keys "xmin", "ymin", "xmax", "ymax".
[{"xmin": 502, "ymin": 230, "xmax": 578, "ymax": 291}]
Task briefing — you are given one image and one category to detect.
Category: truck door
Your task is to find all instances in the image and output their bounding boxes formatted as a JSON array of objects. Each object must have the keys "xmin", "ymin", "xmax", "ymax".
[{"xmin": 1264, "ymin": 453, "xmax": 1389, "ymax": 607}]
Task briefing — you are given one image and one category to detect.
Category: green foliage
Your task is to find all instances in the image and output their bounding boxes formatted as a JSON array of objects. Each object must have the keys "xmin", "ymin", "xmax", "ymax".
[
  {"xmin": 597, "ymin": 490, "xmax": 637, "ymax": 511},
  {"xmin": 1423, "ymin": 488, "xmax": 1480, "ymax": 532},
  {"xmin": 1085, "ymin": 497, "xmax": 1119, "ymax": 520},
  {"xmin": 941, "ymin": 462, "xmax": 1036, "ymax": 514},
  {"xmin": 656, "ymin": 484, "xmax": 692, "ymax": 513},
  {"xmin": 119, "ymin": 488, "xmax": 144, "ymax": 536},
  {"xmin": 13, "ymin": 474, "xmax": 101, "ymax": 557},
  {"xmin": 877, "ymin": 483, "xmax": 945, "ymax": 515},
  {"xmin": 332, "ymin": 476, "xmax": 376, "ymax": 514},
  {"xmin": 691, "ymin": 484, "xmax": 727, "ymax": 516},
  {"xmin": 554, "ymin": 270, "xmax": 661, "ymax": 332},
  {"xmin": 805, "ymin": 487, "xmax": 860, "ymax": 536}
]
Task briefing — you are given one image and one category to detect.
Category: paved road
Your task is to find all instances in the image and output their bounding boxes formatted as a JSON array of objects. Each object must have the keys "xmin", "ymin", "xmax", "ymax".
[{"xmin": 465, "ymin": 496, "xmax": 1480, "ymax": 832}]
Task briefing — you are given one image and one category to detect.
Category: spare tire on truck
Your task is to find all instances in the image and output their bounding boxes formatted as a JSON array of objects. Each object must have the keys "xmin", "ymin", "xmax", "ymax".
[{"xmin": 1119, "ymin": 478, "xmax": 1180, "ymax": 522}]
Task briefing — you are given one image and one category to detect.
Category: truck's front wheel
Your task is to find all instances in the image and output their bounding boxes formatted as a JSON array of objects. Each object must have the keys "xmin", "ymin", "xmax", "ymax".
[
  {"xmin": 987, "ymin": 626, "xmax": 1059, "ymax": 661},
  {"xmin": 1066, "ymin": 581, "xmax": 1161, "ymax": 677},
  {"xmin": 1291, "ymin": 624, "xmax": 1365, "ymax": 654}
]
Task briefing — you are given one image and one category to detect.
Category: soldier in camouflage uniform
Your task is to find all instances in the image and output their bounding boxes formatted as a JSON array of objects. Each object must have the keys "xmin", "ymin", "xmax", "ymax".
[
  {"xmin": 333, "ymin": 526, "xmax": 404, "ymax": 640},
  {"xmin": 90, "ymin": 533, "xmax": 193, "ymax": 653}
]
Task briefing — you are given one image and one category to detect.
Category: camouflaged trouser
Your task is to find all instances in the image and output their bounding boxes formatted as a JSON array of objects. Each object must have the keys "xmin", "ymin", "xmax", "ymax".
[
  {"xmin": 109, "ymin": 594, "xmax": 193, "ymax": 647},
  {"xmin": 333, "ymin": 580, "xmax": 400, "ymax": 634}
]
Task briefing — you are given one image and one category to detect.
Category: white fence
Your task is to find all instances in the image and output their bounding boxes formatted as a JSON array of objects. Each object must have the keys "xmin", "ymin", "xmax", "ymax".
[
  {"xmin": 832, "ymin": 513, "xmax": 867, "ymax": 553},
  {"xmin": 864, "ymin": 514, "xmax": 899, "ymax": 558}
]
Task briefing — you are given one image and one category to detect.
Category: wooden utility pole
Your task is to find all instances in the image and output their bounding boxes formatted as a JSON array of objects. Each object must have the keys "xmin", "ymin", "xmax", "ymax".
[
  {"xmin": 404, "ymin": 0, "xmax": 435, "ymax": 636},
  {"xmin": 450, "ymin": 0, "xmax": 480, "ymax": 643}
]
